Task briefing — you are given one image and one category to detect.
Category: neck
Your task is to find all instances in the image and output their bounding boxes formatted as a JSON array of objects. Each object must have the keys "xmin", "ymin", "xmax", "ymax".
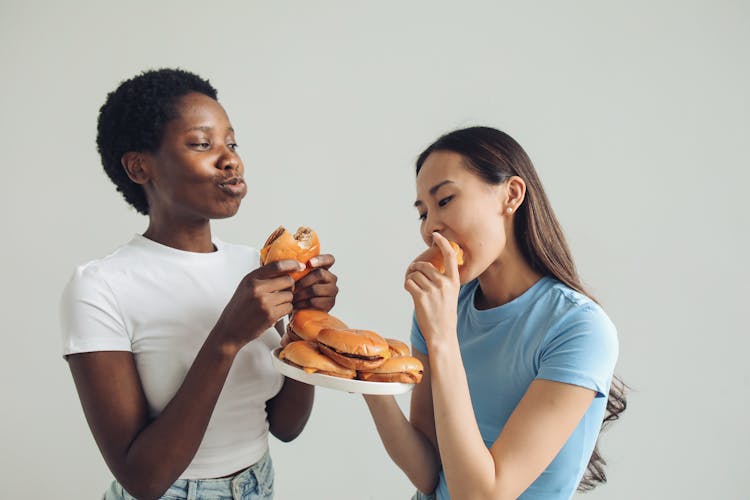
[
  {"xmin": 143, "ymin": 216, "xmax": 214, "ymax": 253},
  {"xmin": 475, "ymin": 238, "xmax": 542, "ymax": 310}
]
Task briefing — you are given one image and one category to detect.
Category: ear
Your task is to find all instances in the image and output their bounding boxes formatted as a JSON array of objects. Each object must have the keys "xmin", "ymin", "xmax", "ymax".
[
  {"xmin": 121, "ymin": 152, "xmax": 152, "ymax": 185},
  {"xmin": 504, "ymin": 176, "xmax": 526, "ymax": 215}
]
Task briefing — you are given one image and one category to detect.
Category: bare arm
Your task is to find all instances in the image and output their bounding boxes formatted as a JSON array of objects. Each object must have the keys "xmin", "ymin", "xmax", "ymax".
[
  {"xmin": 363, "ymin": 349, "xmax": 441, "ymax": 494},
  {"xmin": 68, "ymin": 260, "xmax": 303, "ymax": 500}
]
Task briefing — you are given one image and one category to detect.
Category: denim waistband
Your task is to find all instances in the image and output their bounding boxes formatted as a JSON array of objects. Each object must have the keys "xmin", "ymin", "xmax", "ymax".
[{"xmin": 105, "ymin": 449, "xmax": 274, "ymax": 500}]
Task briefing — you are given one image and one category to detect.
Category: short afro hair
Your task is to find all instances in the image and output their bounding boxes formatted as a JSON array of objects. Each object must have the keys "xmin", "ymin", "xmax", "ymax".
[{"xmin": 96, "ymin": 68, "xmax": 218, "ymax": 214}]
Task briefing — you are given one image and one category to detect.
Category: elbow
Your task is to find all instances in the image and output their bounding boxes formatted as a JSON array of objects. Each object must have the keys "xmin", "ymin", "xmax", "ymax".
[
  {"xmin": 408, "ymin": 469, "xmax": 439, "ymax": 498},
  {"xmin": 111, "ymin": 467, "xmax": 174, "ymax": 500},
  {"xmin": 271, "ymin": 427, "xmax": 303, "ymax": 443}
]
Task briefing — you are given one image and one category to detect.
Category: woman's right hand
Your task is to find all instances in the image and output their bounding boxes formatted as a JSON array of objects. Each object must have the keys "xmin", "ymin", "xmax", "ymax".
[{"xmin": 214, "ymin": 259, "xmax": 304, "ymax": 354}]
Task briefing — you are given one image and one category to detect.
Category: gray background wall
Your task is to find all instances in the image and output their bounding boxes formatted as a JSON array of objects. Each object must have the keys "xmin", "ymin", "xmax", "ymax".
[{"xmin": 1, "ymin": 1, "xmax": 747, "ymax": 498}]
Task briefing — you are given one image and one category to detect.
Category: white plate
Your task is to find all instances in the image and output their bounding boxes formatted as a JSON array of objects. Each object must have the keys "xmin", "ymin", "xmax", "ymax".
[{"xmin": 270, "ymin": 348, "xmax": 415, "ymax": 395}]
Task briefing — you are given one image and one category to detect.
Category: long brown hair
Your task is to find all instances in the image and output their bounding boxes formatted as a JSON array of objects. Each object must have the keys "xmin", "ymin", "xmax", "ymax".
[{"xmin": 416, "ymin": 126, "xmax": 627, "ymax": 491}]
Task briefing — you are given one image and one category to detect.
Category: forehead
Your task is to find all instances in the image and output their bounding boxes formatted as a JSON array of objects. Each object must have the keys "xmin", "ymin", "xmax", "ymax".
[
  {"xmin": 416, "ymin": 151, "xmax": 477, "ymax": 193},
  {"xmin": 170, "ymin": 92, "xmax": 231, "ymax": 128}
]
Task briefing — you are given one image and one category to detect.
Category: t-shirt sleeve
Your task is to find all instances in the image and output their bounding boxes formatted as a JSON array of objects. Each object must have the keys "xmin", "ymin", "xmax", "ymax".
[
  {"xmin": 59, "ymin": 265, "xmax": 131, "ymax": 358},
  {"xmin": 409, "ymin": 312, "xmax": 428, "ymax": 356},
  {"xmin": 536, "ymin": 304, "xmax": 618, "ymax": 398}
]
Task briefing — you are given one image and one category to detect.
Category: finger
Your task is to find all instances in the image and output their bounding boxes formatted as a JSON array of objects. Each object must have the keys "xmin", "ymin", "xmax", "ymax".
[
  {"xmin": 273, "ymin": 302, "xmax": 294, "ymax": 321},
  {"xmin": 432, "ymin": 232, "xmax": 459, "ymax": 280},
  {"xmin": 270, "ymin": 290, "xmax": 295, "ymax": 306},
  {"xmin": 308, "ymin": 253, "xmax": 335, "ymax": 270},
  {"xmin": 295, "ymin": 267, "xmax": 337, "ymax": 289},
  {"xmin": 408, "ymin": 261, "xmax": 443, "ymax": 281},
  {"xmin": 254, "ymin": 275, "xmax": 296, "ymax": 293},
  {"xmin": 405, "ymin": 270, "xmax": 432, "ymax": 291},
  {"xmin": 294, "ymin": 282, "xmax": 339, "ymax": 302},
  {"xmin": 404, "ymin": 277, "xmax": 424, "ymax": 298},
  {"xmin": 294, "ymin": 297, "xmax": 336, "ymax": 312},
  {"xmin": 255, "ymin": 259, "xmax": 306, "ymax": 279}
]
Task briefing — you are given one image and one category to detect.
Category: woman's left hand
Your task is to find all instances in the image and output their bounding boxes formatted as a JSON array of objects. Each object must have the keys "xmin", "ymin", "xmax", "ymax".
[
  {"xmin": 404, "ymin": 232, "xmax": 460, "ymax": 345},
  {"xmin": 292, "ymin": 254, "xmax": 339, "ymax": 312}
]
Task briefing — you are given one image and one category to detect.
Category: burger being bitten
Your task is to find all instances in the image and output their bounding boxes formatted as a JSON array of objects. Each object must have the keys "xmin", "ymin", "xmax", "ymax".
[
  {"xmin": 357, "ymin": 356, "xmax": 424, "ymax": 384},
  {"xmin": 317, "ymin": 328, "xmax": 391, "ymax": 371},
  {"xmin": 278, "ymin": 340, "xmax": 356, "ymax": 379},
  {"xmin": 415, "ymin": 239, "xmax": 464, "ymax": 274},
  {"xmin": 261, "ymin": 226, "xmax": 320, "ymax": 281}
]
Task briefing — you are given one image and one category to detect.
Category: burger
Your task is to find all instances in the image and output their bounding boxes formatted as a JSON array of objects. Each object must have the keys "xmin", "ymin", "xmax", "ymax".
[
  {"xmin": 415, "ymin": 240, "xmax": 464, "ymax": 274},
  {"xmin": 278, "ymin": 340, "xmax": 356, "ymax": 379},
  {"xmin": 357, "ymin": 356, "xmax": 424, "ymax": 384},
  {"xmin": 260, "ymin": 226, "xmax": 320, "ymax": 281},
  {"xmin": 287, "ymin": 309, "xmax": 348, "ymax": 342},
  {"xmin": 385, "ymin": 338, "xmax": 410, "ymax": 358},
  {"xmin": 316, "ymin": 328, "xmax": 391, "ymax": 371}
]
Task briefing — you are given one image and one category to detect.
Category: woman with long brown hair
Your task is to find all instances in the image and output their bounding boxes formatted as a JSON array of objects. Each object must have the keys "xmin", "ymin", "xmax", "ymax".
[{"xmin": 364, "ymin": 126, "xmax": 626, "ymax": 499}]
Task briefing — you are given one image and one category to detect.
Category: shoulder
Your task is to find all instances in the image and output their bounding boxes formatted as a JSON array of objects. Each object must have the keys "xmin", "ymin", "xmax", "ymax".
[{"xmin": 536, "ymin": 280, "xmax": 618, "ymax": 362}]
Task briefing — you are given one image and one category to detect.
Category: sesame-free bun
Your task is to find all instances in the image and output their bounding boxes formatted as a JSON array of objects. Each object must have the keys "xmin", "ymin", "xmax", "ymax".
[
  {"xmin": 385, "ymin": 338, "xmax": 410, "ymax": 358},
  {"xmin": 415, "ymin": 240, "xmax": 464, "ymax": 274},
  {"xmin": 358, "ymin": 356, "xmax": 424, "ymax": 384},
  {"xmin": 261, "ymin": 226, "xmax": 320, "ymax": 281},
  {"xmin": 317, "ymin": 328, "xmax": 390, "ymax": 371},
  {"xmin": 288, "ymin": 309, "xmax": 348, "ymax": 342},
  {"xmin": 278, "ymin": 340, "xmax": 356, "ymax": 379}
]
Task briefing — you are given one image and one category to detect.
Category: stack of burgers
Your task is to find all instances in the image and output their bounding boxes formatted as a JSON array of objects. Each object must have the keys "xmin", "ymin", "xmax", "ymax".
[
  {"xmin": 278, "ymin": 310, "xmax": 424, "ymax": 383},
  {"xmin": 261, "ymin": 225, "xmax": 426, "ymax": 384}
]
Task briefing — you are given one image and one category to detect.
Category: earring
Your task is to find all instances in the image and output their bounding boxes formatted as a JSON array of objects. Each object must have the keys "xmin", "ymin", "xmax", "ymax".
[{"xmin": 506, "ymin": 207, "xmax": 513, "ymax": 214}]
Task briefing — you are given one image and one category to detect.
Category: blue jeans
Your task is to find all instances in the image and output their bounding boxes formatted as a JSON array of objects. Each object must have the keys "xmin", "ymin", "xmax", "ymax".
[
  {"xmin": 411, "ymin": 490, "xmax": 436, "ymax": 500},
  {"xmin": 104, "ymin": 450, "xmax": 274, "ymax": 499}
]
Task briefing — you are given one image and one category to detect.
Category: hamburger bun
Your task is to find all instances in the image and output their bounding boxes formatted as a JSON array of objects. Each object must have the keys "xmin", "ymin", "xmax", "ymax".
[
  {"xmin": 261, "ymin": 226, "xmax": 320, "ymax": 281},
  {"xmin": 278, "ymin": 340, "xmax": 356, "ymax": 379},
  {"xmin": 415, "ymin": 240, "xmax": 464, "ymax": 274},
  {"xmin": 317, "ymin": 328, "xmax": 391, "ymax": 371},
  {"xmin": 288, "ymin": 309, "xmax": 348, "ymax": 342},
  {"xmin": 385, "ymin": 338, "xmax": 410, "ymax": 358},
  {"xmin": 358, "ymin": 356, "xmax": 424, "ymax": 384}
]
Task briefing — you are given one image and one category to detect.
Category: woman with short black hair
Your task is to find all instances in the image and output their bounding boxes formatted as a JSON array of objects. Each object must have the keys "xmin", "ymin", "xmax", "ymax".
[{"xmin": 61, "ymin": 68, "xmax": 338, "ymax": 499}]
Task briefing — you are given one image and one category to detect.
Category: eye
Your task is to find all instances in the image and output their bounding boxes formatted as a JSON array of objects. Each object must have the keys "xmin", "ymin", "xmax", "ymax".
[
  {"xmin": 417, "ymin": 211, "xmax": 426, "ymax": 221},
  {"xmin": 190, "ymin": 142, "xmax": 210, "ymax": 150},
  {"xmin": 228, "ymin": 142, "xmax": 239, "ymax": 151},
  {"xmin": 438, "ymin": 195, "xmax": 453, "ymax": 207}
]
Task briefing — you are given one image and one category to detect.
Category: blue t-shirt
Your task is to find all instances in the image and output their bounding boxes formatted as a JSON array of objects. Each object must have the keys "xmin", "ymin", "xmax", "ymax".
[{"xmin": 411, "ymin": 276, "xmax": 618, "ymax": 500}]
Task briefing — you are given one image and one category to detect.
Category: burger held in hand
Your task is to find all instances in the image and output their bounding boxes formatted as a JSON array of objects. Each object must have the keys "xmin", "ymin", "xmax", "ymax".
[
  {"xmin": 261, "ymin": 226, "xmax": 320, "ymax": 281},
  {"xmin": 414, "ymin": 239, "xmax": 464, "ymax": 274}
]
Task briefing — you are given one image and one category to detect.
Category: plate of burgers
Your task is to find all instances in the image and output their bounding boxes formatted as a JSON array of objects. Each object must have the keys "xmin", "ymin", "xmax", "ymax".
[{"xmin": 271, "ymin": 310, "xmax": 423, "ymax": 395}]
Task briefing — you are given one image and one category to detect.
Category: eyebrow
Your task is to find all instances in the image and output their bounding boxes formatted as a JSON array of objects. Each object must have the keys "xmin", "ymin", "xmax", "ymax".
[
  {"xmin": 414, "ymin": 180, "xmax": 454, "ymax": 207},
  {"xmin": 185, "ymin": 125, "xmax": 235, "ymax": 133}
]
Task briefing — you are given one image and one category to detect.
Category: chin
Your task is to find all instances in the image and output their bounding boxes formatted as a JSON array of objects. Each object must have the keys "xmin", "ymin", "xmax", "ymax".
[{"xmin": 211, "ymin": 199, "xmax": 244, "ymax": 219}]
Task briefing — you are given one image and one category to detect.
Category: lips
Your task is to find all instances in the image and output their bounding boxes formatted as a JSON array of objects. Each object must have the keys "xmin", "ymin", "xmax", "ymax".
[{"xmin": 217, "ymin": 177, "xmax": 246, "ymax": 196}]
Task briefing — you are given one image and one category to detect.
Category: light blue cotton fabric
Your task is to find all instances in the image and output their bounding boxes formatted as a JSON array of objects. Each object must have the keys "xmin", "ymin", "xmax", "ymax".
[{"xmin": 411, "ymin": 276, "xmax": 618, "ymax": 499}]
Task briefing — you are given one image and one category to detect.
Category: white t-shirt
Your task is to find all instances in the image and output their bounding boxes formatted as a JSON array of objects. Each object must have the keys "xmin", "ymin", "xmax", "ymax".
[{"xmin": 60, "ymin": 234, "xmax": 284, "ymax": 479}]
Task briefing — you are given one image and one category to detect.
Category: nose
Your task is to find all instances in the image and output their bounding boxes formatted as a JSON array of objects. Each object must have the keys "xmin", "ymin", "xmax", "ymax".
[
  {"xmin": 422, "ymin": 213, "xmax": 443, "ymax": 245},
  {"xmin": 218, "ymin": 147, "xmax": 241, "ymax": 172}
]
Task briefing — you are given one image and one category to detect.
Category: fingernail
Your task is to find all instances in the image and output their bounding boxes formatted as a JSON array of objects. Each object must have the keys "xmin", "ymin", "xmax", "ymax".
[{"xmin": 309, "ymin": 257, "xmax": 318, "ymax": 267}]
